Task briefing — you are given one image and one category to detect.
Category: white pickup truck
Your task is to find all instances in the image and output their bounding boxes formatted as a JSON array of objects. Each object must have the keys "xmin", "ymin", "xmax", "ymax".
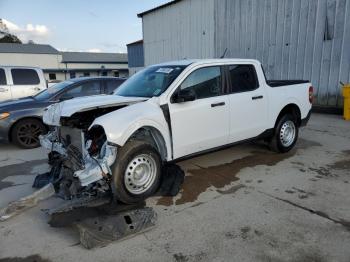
[{"xmin": 41, "ymin": 59, "xmax": 312, "ymax": 204}]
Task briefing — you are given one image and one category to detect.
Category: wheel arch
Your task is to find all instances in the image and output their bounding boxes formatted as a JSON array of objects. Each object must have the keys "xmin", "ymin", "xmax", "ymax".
[
  {"xmin": 274, "ymin": 103, "xmax": 302, "ymax": 129},
  {"xmin": 124, "ymin": 126, "xmax": 169, "ymax": 161}
]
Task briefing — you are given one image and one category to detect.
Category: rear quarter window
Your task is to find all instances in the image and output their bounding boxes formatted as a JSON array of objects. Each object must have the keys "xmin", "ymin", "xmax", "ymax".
[
  {"xmin": 11, "ymin": 69, "xmax": 40, "ymax": 85},
  {"xmin": 0, "ymin": 69, "xmax": 6, "ymax": 85}
]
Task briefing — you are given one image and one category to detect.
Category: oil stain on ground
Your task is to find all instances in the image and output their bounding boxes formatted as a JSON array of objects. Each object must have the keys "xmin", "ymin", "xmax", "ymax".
[
  {"xmin": 157, "ymin": 139, "xmax": 321, "ymax": 206},
  {"xmin": 0, "ymin": 160, "xmax": 46, "ymax": 190},
  {"xmin": 0, "ymin": 255, "xmax": 50, "ymax": 262}
]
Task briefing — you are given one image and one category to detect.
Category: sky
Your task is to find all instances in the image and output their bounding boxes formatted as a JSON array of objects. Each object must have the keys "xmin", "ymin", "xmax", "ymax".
[{"xmin": 0, "ymin": 0, "xmax": 170, "ymax": 53}]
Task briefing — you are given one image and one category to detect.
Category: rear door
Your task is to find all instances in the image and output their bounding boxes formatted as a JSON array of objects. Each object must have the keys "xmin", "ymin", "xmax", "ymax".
[
  {"xmin": 0, "ymin": 68, "xmax": 11, "ymax": 101},
  {"xmin": 168, "ymin": 66, "xmax": 230, "ymax": 159},
  {"xmin": 227, "ymin": 64, "xmax": 268, "ymax": 142},
  {"xmin": 10, "ymin": 68, "xmax": 43, "ymax": 99}
]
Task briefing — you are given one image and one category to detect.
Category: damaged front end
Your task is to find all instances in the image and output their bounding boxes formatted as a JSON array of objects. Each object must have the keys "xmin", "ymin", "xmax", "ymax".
[{"xmin": 38, "ymin": 109, "xmax": 121, "ymax": 200}]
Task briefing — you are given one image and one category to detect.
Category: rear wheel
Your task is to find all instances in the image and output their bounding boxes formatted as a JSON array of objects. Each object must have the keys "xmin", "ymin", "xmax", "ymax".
[
  {"xmin": 269, "ymin": 114, "xmax": 298, "ymax": 153},
  {"xmin": 11, "ymin": 119, "xmax": 46, "ymax": 149},
  {"xmin": 111, "ymin": 140, "xmax": 161, "ymax": 204}
]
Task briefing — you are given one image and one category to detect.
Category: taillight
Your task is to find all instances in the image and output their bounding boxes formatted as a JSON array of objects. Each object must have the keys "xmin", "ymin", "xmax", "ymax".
[{"xmin": 309, "ymin": 86, "xmax": 314, "ymax": 104}]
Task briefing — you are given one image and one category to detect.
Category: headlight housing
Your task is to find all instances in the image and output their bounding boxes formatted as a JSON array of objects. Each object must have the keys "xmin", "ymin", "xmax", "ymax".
[{"xmin": 0, "ymin": 112, "xmax": 10, "ymax": 120}]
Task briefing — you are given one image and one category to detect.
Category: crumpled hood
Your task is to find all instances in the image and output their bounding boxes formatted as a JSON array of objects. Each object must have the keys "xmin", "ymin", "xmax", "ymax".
[{"xmin": 43, "ymin": 95, "xmax": 147, "ymax": 126}]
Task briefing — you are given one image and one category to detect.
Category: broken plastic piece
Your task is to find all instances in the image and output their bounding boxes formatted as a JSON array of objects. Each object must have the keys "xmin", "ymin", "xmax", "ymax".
[
  {"xmin": 0, "ymin": 183, "xmax": 55, "ymax": 222},
  {"xmin": 159, "ymin": 164, "xmax": 185, "ymax": 196},
  {"xmin": 77, "ymin": 207, "xmax": 157, "ymax": 249}
]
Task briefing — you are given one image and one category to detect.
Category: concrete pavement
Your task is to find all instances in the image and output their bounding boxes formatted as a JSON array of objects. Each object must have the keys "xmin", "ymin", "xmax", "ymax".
[{"xmin": 0, "ymin": 113, "xmax": 349, "ymax": 262}]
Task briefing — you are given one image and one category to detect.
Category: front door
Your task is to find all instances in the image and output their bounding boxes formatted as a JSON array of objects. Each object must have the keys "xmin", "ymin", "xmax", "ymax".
[
  {"xmin": 0, "ymin": 68, "xmax": 11, "ymax": 101},
  {"xmin": 168, "ymin": 66, "xmax": 230, "ymax": 159}
]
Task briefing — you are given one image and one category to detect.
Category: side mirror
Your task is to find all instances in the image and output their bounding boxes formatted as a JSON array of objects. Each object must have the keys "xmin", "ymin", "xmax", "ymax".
[{"xmin": 173, "ymin": 89, "xmax": 196, "ymax": 103}]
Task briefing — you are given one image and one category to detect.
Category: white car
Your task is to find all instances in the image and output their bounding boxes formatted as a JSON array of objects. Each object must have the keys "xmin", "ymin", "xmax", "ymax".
[
  {"xmin": 0, "ymin": 66, "xmax": 47, "ymax": 102},
  {"xmin": 41, "ymin": 59, "xmax": 313, "ymax": 204}
]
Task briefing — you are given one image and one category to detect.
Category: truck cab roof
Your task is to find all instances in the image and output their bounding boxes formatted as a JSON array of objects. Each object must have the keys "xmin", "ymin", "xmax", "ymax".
[{"xmin": 155, "ymin": 58, "xmax": 261, "ymax": 67}]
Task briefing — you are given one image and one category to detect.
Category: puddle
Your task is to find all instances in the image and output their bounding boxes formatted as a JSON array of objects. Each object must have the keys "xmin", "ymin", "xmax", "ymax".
[
  {"xmin": 0, "ymin": 255, "xmax": 50, "ymax": 262},
  {"xmin": 0, "ymin": 181, "xmax": 15, "ymax": 190},
  {"xmin": 157, "ymin": 138, "xmax": 321, "ymax": 206},
  {"xmin": 157, "ymin": 150, "xmax": 295, "ymax": 206},
  {"xmin": 0, "ymin": 160, "xmax": 46, "ymax": 180}
]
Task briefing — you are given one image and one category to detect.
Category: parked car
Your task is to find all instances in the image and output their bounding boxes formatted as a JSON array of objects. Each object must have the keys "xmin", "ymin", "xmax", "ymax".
[
  {"xmin": 41, "ymin": 59, "xmax": 312, "ymax": 204},
  {"xmin": 0, "ymin": 76, "xmax": 125, "ymax": 149},
  {"xmin": 0, "ymin": 66, "xmax": 47, "ymax": 102}
]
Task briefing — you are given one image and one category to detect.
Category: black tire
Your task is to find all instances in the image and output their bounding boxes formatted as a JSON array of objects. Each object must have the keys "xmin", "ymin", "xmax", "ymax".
[
  {"xmin": 11, "ymin": 118, "xmax": 46, "ymax": 149},
  {"xmin": 269, "ymin": 114, "xmax": 299, "ymax": 153},
  {"xmin": 111, "ymin": 140, "xmax": 162, "ymax": 204}
]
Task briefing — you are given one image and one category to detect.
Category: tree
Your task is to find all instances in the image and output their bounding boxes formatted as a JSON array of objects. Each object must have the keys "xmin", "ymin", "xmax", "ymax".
[{"xmin": 0, "ymin": 18, "xmax": 22, "ymax": 44}]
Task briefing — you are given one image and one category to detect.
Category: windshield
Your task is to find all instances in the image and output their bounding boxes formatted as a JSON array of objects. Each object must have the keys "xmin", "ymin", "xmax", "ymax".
[
  {"xmin": 34, "ymin": 81, "xmax": 74, "ymax": 100},
  {"xmin": 114, "ymin": 65, "xmax": 186, "ymax": 98}
]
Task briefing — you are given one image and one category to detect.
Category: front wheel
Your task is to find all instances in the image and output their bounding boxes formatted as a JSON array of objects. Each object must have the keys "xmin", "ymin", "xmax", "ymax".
[
  {"xmin": 11, "ymin": 119, "xmax": 46, "ymax": 149},
  {"xmin": 269, "ymin": 114, "xmax": 299, "ymax": 153},
  {"xmin": 111, "ymin": 140, "xmax": 162, "ymax": 204}
]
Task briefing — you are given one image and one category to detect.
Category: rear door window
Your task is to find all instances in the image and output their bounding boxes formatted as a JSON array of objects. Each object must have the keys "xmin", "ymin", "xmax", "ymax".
[
  {"xmin": 0, "ymin": 69, "xmax": 6, "ymax": 85},
  {"xmin": 11, "ymin": 69, "xmax": 40, "ymax": 85},
  {"xmin": 228, "ymin": 65, "xmax": 259, "ymax": 93},
  {"xmin": 60, "ymin": 80, "xmax": 102, "ymax": 99},
  {"xmin": 106, "ymin": 79, "xmax": 124, "ymax": 94}
]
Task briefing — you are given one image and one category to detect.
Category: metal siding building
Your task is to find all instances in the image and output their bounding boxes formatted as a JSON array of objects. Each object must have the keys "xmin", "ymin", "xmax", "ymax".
[
  {"xmin": 139, "ymin": 0, "xmax": 350, "ymax": 108},
  {"xmin": 127, "ymin": 40, "xmax": 145, "ymax": 75},
  {"xmin": 140, "ymin": 0, "xmax": 215, "ymax": 66}
]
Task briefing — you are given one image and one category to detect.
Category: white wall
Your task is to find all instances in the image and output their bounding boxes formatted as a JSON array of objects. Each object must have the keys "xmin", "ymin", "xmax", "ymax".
[{"xmin": 64, "ymin": 62, "xmax": 128, "ymax": 70}]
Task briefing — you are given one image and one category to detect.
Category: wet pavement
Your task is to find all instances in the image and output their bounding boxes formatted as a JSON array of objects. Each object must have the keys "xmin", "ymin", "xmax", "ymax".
[{"xmin": 0, "ymin": 113, "xmax": 350, "ymax": 261}]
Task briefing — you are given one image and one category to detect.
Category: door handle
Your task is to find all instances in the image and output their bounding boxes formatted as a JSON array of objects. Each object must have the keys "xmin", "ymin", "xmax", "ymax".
[
  {"xmin": 0, "ymin": 88, "xmax": 8, "ymax": 92},
  {"xmin": 211, "ymin": 102, "xmax": 225, "ymax": 107},
  {"xmin": 252, "ymin": 95, "xmax": 263, "ymax": 100},
  {"xmin": 33, "ymin": 87, "xmax": 41, "ymax": 91}
]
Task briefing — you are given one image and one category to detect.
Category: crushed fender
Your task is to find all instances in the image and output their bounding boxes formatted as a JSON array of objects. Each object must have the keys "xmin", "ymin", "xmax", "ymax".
[
  {"xmin": 77, "ymin": 207, "xmax": 157, "ymax": 249},
  {"xmin": 0, "ymin": 183, "xmax": 55, "ymax": 222}
]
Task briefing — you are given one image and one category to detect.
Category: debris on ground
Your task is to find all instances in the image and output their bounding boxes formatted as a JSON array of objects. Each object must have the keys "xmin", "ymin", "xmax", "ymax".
[
  {"xmin": 0, "ymin": 184, "xmax": 55, "ymax": 222},
  {"xmin": 158, "ymin": 163, "xmax": 185, "ymax": 197},
  {"xmin": 47, "ymin": 201, "xmax": 145, "ymax": 228},
  {"xmin": 77, "ymin": 207, "xmax": 157, "ymax": 249}
]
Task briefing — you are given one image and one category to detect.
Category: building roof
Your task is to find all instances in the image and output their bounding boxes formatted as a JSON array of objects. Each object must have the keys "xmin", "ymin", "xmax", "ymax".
[
  {"xmin": 0, "ymin": 43, "xmax": 59, "ymax": 54},
  {"xmin": 127, "ymin": 40, "xmax": 143, "ymax": 46},
  {"xmin": 137, "ymin": 0, "xmax": 182, "ymax": 17},
  {"xmin": 61, "ymin": 52, "xmax": 128, "ymax": 64}
]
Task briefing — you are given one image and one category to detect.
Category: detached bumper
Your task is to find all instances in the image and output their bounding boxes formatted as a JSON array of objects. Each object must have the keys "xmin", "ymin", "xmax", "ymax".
[{"xmin": 300, "ymin": 109, "xmax": 312, "ymax": 127}]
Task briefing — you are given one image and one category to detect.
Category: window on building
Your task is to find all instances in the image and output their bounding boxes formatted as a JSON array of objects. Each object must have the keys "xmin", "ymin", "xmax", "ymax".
[
  {"xmin": 180, "ymin": 66, "xmax": 222, "ymax": 99},
  {"xmin": 69, "ymin": 72, "xmax": 76, "ymax": 79},
  {"xmin": 105, "ymin": 79, "xmax": 124, "ymax": 94},
  {"xmin": 60, "ymin": 80, "xmax": 101, "ymax": 100},
  {"xmin": 113, "ymin": 71, "xmax": 119, "ymax": 77},
  {"xmin": 0, "ymin": 69, "xmax": 6, "ymax": 85},
  {"xmin": 83, "ymin": 72, "xmax": 90, "ymax": 77},
  {"xmin": 101, "ymin": 71, "xmax": 108, "ymax": 76},
  {"xmin": 228, "ymin": 65, "xmax": 259, "ymax": 93},
  {"xmin": 49, "ymin": 73, "xmax": 56, "ymax": 80},
  {"xmin": 11, "ymin": 69, "xmax": 40, "ymax": 85}
]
